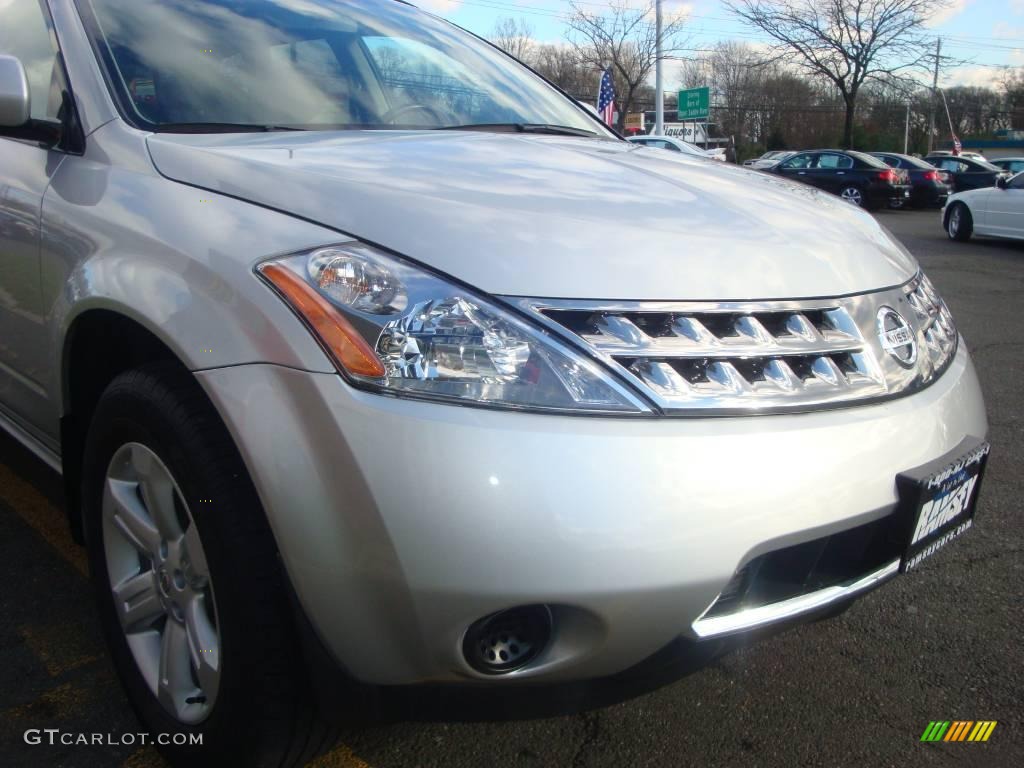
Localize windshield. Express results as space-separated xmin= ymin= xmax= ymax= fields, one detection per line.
xmin=970 ymin=158 xmax=1001 ymax=172
xmin=76 ymin=0 xmax=607 ymax=135
xmin=848 ymin=151 xmax=889 ymax=169
xmin=897 ymin=155 xmax=934 ymax=170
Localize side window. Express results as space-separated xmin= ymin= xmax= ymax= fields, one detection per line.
xmin=663 ymin=141 xmax=682 ymax=152
xmin=0 ymin=0 xmax=61 ymax=121
xmin=937 ymin=159 xmax=957 ymax=172
xmin=1009 ymin=173 xmax=1024 ymax=190
xmin=816 ymin=153 xmax=852 ymax=170
xmin=882 ymin=156 xmax=900 ymax=168
xmin=781 ymin=153 xmax=812 ymax=169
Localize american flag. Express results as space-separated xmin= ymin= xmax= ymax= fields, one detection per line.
xmin=952 ymin=135 xmax=962 ymax=155
xmin=597 ymin=69 xmax=615 ymax=126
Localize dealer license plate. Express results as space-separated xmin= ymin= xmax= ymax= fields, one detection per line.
xmin=898 ymin=441 xmax=990 ymax=573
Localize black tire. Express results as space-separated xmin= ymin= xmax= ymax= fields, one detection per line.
xmin=946 ymin=202 xmax=973 ymax=242
xmin=838 ymin=184 xmax=866 ymax=209
xmin=81 ymin=363 xmax=338 ymax=767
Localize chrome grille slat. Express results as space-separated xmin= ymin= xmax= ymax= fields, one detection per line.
xmin=510 ymin=272 xmax=958 ymax=415
xmin=575 ymin=308 xmax=864 ymax=359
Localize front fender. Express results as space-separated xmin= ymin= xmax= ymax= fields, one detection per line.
xmin=41 ymin=122 xmax=340 ymax=416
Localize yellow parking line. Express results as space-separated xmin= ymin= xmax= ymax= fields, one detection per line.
xmin=18 ymin=624 xmax=101 ymax=678
xmin=1 ymin=463 xmax=372 ymax=768
xmin=0 ymin=463 xmax=87 ymax=576
xmin=122 ymin=747 xmax=167 ymax=768
xmin=1 ymin=683 xmax=89 ymax=722
xmin=306 ymin=743 xmax=374 ymax=768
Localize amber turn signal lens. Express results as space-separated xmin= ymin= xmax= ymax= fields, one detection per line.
xmin=260 ymin=263 xmax=386 ymax=378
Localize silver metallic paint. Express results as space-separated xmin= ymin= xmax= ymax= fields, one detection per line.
xmin=0 ymin=0 xmax=990 ymax=685
xmin=0 ymin=55 xmax=31 ymax=127
xmin=196 ymin=345 xmax=984 ymax=684
xmin=145 ymin=130 xmax=920 ymax=301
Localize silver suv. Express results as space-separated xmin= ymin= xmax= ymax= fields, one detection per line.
xmin=0 ymin=1 xmax=988 ymax=765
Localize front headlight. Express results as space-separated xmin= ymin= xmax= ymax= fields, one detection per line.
xmin=257 ymin=243 xmax=649 ymax=414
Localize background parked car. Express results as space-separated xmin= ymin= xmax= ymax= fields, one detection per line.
xmin=870 ymin=152 xmax=952 ymax=208
xmin=928 ymin=150 xmax=988 ymax=162
xmin=990 ymin=157 xmax=1024 ymax=175
xmin=746 ymin=150 xmax=796 ymax=169
xmin=945 ymin=173 xmax=1024 ymax=242
xmin=743 ymin=150 xmax=791 ymax=168
xmin=925 ymin=155 xmax=1011 ymax=192
xmin=628 ymin=134 xmax=724 ymax=160
xmin=767 ymin=149 xmax=910 ymax=209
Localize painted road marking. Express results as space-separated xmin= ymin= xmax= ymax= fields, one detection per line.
xmin=1 ymin=457 xmax=373 ymax=768
xmin=0 ymin=463 xmax=87 ymax=576
xmin=17 ymin=624 xmax=101 ymax=678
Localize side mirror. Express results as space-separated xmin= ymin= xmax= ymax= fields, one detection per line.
xmin=0 ymin=55 xmax=31 ymax=127
xmin=996 ymin=176 xmax=1009 ymax=190
xmin=0 ymin=54 xmax=61 ymax=146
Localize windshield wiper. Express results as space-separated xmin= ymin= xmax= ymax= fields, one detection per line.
xmin=439 ymin=123 xmax=598 ymax=137
xmin=151 ymin=122 xmax=309 ymax=134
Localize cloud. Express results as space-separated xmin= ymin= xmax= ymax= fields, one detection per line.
xmin=1012 ymin=0 xmax=1024 ymax=13
xmin=993 ymin=21 xmax=1024 ymax=38
xmin=925 ymin=0 xmax=972 ymax=28
xmin=945 ymin=65 xmax=1005 ymax=87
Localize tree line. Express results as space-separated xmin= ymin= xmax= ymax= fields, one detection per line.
xmin=486 ymin=0 xmax=1024 ymax=159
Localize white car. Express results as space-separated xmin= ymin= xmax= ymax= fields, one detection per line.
xmin=628 ymin=134 xmax=725 ymax=160
xmin=929 ymin=150 xmax=987 ymax=162
xmin=945 ymin=173 xmax=1024 ymax=241
xmin=990 ymin=157 xmax=1024 ymax=175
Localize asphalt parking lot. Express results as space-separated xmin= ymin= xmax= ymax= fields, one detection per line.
xmin=1 ymin=209 xmax=1021 ymax=768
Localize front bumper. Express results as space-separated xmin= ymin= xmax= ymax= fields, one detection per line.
xmin=197 ymin=343 xmax=986 ymax=686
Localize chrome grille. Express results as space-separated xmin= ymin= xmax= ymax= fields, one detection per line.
xmin=510 ymin=273 xmax=957 ymax=415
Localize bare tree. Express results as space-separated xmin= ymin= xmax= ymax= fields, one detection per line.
xmin=566 ymin=0 xmax=688 ymax=131
xmin=1003 ymin=69 xmax=1024 ymax=130
xmin=532 ymin=44 xmax=597 ymax=101
xmin=488 ymin=17 xmax=535 ymax=63
xmin=725 ymin=0 xmax=949 ymax=148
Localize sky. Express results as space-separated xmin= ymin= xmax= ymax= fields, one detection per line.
xmin=414 ymin=0 xmax=1022 ymax=90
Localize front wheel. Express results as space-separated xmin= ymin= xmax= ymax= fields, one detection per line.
xmin=81 ymin=364 xmax=338 ymax=767
xmin=838 ymin=185 xmax=865 ymax=208
xmin=946 ymin=202 xmax=973 ymax=241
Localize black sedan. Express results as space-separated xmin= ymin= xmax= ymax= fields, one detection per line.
xmin=870 ymin=152 xmax=951 ymax=208
xmin=924 ymin=155 xmax=1011 ymax=192
xmin=767 ymin=150 xmax=910 ymax=209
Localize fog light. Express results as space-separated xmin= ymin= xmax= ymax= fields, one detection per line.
xmin=462 ymin=605 xmax=552 ymax=675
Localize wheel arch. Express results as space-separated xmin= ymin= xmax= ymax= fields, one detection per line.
xmin=59 ymin=307 xmax=191 ymax=542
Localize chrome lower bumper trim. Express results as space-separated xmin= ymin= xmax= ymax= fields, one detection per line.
xmin=692 ymin=559 xmax=901 ymax=639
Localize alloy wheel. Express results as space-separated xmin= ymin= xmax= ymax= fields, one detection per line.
xmin=102 ymin=443 xmax=220 ymax=725
xmin=949 ymin=207 xmax=960 ymax=237
xmin=840 ymin=187 xmax=863 ymax=207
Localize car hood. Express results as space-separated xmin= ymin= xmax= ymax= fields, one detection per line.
xmin=146 ymin=131 xmax=917 ymax=300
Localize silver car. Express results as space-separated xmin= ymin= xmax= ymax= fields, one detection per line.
xmin=0 ymin=0 xmax=989 ymax=765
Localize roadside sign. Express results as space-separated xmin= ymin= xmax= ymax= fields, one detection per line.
xmin=678 ymin=87 xmax=710 ymax=121
xmin=625 ymin=112 xmax=645 ymax=132
xmin=664 ymin=123 xmax=706 ymax=143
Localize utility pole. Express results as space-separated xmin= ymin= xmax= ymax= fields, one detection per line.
xmin=927 ymin=38 xmax=940 ymax=154
xmin=655 ymin=0 xmax=664 ymax=136
xmin=904 ymin=102 xmax=910 ymax=154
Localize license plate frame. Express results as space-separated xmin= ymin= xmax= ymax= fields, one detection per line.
xmin=896 ymin=439 xmax=990 ymax=573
